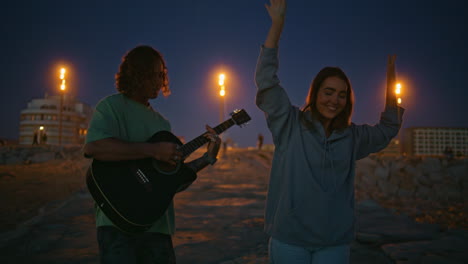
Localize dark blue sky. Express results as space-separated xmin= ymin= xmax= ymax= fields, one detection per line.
xmin=2 ymin=0 xmax=467 ymax=147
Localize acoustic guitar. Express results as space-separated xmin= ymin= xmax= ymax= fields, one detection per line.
xmin=86 ymin=109 xmax=251 ymax=233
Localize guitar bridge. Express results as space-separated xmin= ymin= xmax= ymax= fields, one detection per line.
xmin=135 ymin=169 xmax=153 ymax=192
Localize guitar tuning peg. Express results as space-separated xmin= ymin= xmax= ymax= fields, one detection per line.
xmin=230 ymin=109 xmax=240 ymax=116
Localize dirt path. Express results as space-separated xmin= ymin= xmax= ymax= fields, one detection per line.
xmin=0 ymin=149 xmax=466 ymax=263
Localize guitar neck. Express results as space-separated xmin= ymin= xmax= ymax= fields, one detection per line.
xmin=180 ymin=118 xmax=235 ymax=157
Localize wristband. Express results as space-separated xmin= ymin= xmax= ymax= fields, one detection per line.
xmin=203 ymin=152 xmax=217 ymax=165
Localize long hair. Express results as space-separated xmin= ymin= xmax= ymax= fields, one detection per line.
xmin=301 ymin=67 xmax=354 ymax=131
xmin=115 ymin=45 xmax=170 ymax=98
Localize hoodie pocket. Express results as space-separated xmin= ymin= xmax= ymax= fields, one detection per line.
xmin=291 ymin=194 xmax=354 ymax=244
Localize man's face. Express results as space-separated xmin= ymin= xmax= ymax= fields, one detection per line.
xmin=147 ymin=60 xmax=167 ymax=99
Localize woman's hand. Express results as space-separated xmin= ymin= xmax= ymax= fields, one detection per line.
xmin=264 ymin=0 xmax=287 ymax=48
xmin=204 ymin=125 xmax=221 ymax=159
xmin=265 ymin=0 xmax=287 ymax=24
xmin=386 ymin=54 xmax=398 ymax=108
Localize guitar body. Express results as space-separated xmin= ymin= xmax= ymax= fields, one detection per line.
xmin=86 ymin=131 xmax=197 ymax=233
xmin=86 ymin=109 xmax=251 ymax=234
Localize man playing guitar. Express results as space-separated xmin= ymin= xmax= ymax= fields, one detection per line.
xmin=84 ymin=45 xmax=221 ymax=264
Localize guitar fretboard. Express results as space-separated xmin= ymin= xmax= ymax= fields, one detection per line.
xmin=180 ymin=118 xmax=235 ymax=157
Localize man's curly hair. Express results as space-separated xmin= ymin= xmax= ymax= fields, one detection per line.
xmin=115 ymin=45 xmax=170 ymax=98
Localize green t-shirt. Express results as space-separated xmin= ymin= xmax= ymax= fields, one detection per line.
xmin=86 ymin=93 xmax=175 ymax=234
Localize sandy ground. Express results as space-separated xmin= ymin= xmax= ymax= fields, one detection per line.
xmin=0 ymin=158 xmax=91 ymax=233
xmin=0 ymin=148 xmax=467 ymax=263
xmin=364 ymin=193 xmax=468 ymax=230
xmin=0 ymin=148 xmax=466 ymax=234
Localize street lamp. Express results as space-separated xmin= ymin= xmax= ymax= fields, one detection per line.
xmin=39 ymin=126 xmax=44 ymax=144
xmin=218 ymin=73 xmax=226 ymax=123
xmin=394 ymin=81 xmax=403 ymax=154
xmin=395 ymin=82 xmax=402 ymax=105
xmin=59 ymin=67 xmax=66 ymax=147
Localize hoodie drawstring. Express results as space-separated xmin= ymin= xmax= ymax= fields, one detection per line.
xmin=322 ymin=140 xmax=336 ymax=191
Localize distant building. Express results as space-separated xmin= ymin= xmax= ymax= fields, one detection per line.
xmin=403 ymin=127 xmax=468 ymax=157
xmin=19 ymin=94 xmax=93 ymax=145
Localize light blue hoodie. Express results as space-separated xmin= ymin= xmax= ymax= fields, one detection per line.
xmin=255 ymin=47 xmax=404 ymax=247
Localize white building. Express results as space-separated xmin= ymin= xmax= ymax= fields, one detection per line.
xmin=19 ymin=94 xmax=93 ymax=145
xmin=403 ymin=127 xmax=468 ymax=157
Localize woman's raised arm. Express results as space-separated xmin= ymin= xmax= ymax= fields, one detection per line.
xmin=264 ymin=0 xmax=287 ymax=48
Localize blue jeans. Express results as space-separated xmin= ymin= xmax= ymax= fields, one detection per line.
xmin=97 ymin=226 xmax=176 ymax=264
xmin=269 ymin=237 xmax=350 ymax=264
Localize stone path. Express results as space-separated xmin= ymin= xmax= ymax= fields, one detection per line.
xmin=0 ymin=149 xmax=467 ymax=263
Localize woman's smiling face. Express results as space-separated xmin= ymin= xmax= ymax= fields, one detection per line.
xmin=316 ymin=76 xmax=348 ymax=121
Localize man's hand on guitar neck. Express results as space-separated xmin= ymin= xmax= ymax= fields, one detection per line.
xmin=185 ymin=125 xmax=221 ymax=174
xmin=204 ymin=125 xmax=221 ymax=160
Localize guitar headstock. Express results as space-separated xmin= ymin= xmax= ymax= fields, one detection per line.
xmin=230 ymin=109 xmax=251 ymax=127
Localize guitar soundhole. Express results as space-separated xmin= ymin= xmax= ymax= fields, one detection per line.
xmin=152 ymin=160 xmax=179 ymax=174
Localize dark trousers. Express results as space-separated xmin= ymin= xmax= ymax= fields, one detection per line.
xmin=97 ymin=226 xmax=176 ymax=264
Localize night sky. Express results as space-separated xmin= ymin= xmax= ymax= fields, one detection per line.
xmin=2 ymin=0 xmax=467 ymax=147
